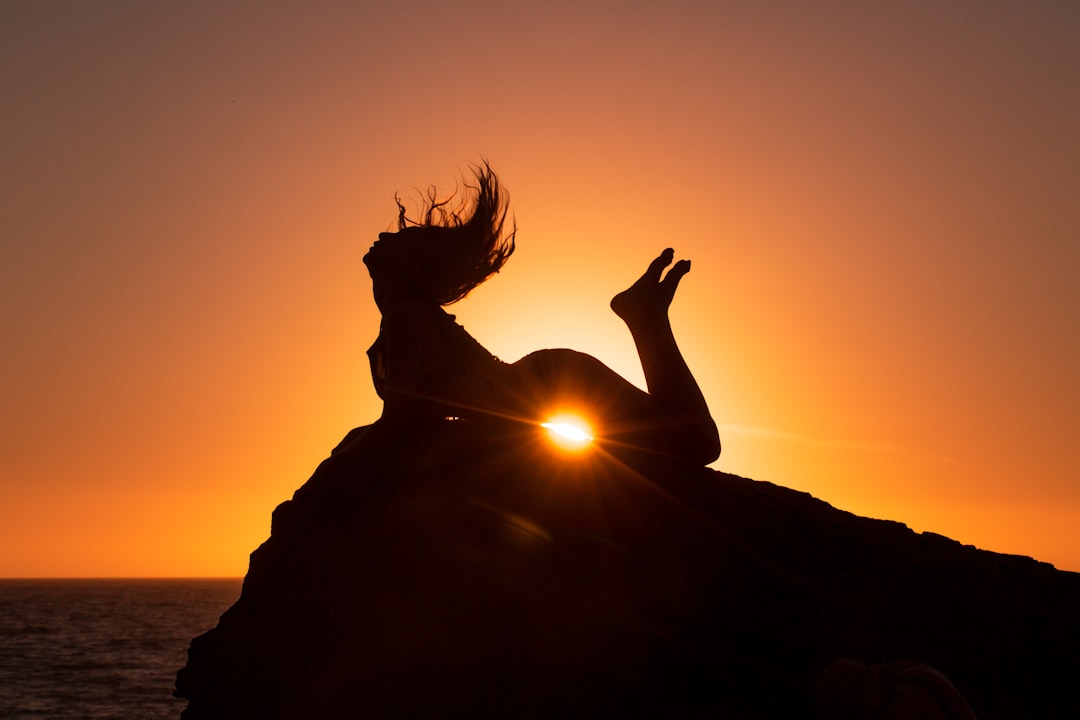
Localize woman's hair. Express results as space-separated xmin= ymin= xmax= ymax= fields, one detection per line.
xmin=394 ymin=161 xmax=516 ymax=305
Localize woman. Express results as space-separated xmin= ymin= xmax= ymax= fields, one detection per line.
xmin=350 ymin=162 xmax=720 ymax=466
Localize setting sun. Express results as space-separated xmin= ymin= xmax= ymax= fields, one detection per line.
xmin=541 ymin=415 xmax=594 ymax=451
xmin=1 ymin=0 xmax=1078 ymax=580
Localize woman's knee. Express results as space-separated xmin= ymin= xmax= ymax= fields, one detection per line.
xmin=678 ymin=425 xmax=721 ymax=465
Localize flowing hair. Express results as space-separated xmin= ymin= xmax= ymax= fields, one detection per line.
xmin=394 ymin=161 xmax=516 ymax=305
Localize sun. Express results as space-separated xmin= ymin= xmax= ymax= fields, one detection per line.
xmin=540 ymin=414 xmax=594 ymax=451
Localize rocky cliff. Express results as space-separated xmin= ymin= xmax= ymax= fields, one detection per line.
xmin=176 ymin=420 xmax=1080 ymax=718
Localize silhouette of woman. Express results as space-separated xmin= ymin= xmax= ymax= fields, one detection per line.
xmin=343 ymin=162 xmax=720 ymax=466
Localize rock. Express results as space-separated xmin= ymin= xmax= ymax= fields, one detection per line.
xmin=176 ymin=421 xmax=1080 ymax=718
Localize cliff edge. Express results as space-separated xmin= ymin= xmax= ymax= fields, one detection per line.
xmin=176 ymin=421 xmax=1080 ymax=718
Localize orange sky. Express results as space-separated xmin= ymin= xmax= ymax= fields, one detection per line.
xmin=2 ymin=1 xmax=1077 ymax=577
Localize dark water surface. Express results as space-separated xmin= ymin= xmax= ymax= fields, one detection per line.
xmin=0 ymin=579 xmax=241 ymax=720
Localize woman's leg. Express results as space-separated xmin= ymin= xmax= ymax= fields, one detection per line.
xmin=609 ymin=249 xmax=720 ymax=464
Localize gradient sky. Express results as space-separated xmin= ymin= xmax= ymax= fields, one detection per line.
xmin=2 ymin=1 xmax=1077 ymax=577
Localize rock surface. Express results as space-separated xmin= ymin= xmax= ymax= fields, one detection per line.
xmin=176 ymin=421 xmax=1080 ymax=718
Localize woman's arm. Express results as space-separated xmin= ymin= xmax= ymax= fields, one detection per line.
xmin=377 ymin=298 xmax=441 ymax=427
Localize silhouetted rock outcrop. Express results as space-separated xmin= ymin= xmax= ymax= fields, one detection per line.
xmin=176 ymin=421 xmax=1080 ymax=718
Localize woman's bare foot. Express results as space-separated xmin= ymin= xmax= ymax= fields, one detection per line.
xmin=610 ymin=248 xmax=691 ymax=328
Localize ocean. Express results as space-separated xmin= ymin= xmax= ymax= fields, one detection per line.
xmin=0 ymin=579 xmax=241 ymax=720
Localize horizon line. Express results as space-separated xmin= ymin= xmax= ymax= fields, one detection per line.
xmin=0 ymin=576 xmax=244 ymax=581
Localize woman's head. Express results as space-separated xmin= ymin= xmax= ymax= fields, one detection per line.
xmin=365 ymin=161 xmax=516 ymax=306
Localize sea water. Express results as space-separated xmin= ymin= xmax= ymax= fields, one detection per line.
xmin=0 ymin=579 xmax=241 ymax=720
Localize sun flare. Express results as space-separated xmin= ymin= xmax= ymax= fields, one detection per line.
xmin=541 ymin=415 xmax=594 ymax=451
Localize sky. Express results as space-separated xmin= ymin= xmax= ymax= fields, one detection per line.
xmin=2 ymin=0 xmax=1077 ymax=577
